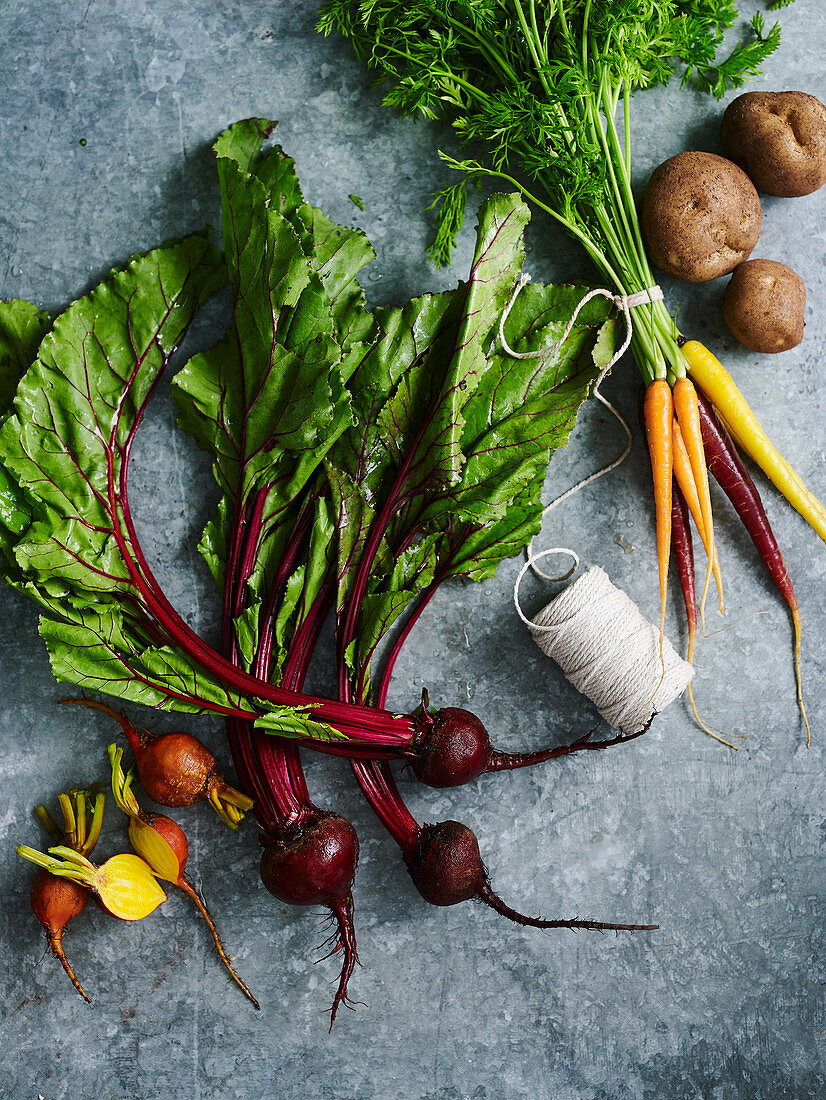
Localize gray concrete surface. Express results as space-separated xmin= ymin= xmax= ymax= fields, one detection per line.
xmin=1 ymin=3 xmax=824 ymax=1098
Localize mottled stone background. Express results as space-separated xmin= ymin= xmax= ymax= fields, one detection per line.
xmin=1 ymin=3 xmax=824 ymax=1098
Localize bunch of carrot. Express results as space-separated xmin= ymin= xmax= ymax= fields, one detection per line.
xmin=641 ymin=339 xmax=825 ymax=746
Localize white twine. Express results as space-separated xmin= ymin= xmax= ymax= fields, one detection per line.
xmin=514 ymin=560 xmax=694 ymax=734
xmin=502 ymin=277 xmax=692 ymax=732
xmin=499 ymin=276 xmax=662 ymax=580
xmin=497 ymin=273 xmax=663 ymax=367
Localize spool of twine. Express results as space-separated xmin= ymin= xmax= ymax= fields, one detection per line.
xmin=517 ymin=564 xmax=693 ymax=734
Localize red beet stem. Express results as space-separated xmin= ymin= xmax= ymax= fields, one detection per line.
xmin=349 ymin=760 xmax=420 ymax=857
xmin=225 ymin=715 xmax=285 ymax=825
xmin=224 ymin=500 xmax=361 ymax=1025
xmin=376 ymin=581 xmax=440 ymax=710
xmin=117 ymin=439 xmax=414 ymax=745
xmin=251 ymin=584 xmax=333 ymax=825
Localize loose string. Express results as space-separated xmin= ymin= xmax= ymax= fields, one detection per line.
xmin=499 ymin=276 xmax=661 ymax=579
xmin=497 ymin=274 xmax=663 ymax=366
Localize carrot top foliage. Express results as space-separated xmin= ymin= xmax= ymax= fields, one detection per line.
xmin=318 ymin=0 xmax=785 ymax=273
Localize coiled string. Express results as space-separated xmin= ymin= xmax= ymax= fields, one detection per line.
xmin=504 ymin=278 xmax=693 ymax=733
xmin=514 ymin=558 xmax=693 ymax=734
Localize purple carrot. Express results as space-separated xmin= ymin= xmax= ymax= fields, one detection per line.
xmin=671 ymin=483 xmax=697 ymax=665
xmin=672 ymin=481 xmax=736 ymax=748
xmin=695 ymin=389 xmax=810 ymax=742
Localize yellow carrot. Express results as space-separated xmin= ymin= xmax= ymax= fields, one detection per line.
xmin=683 ymin=341 xmax=826 ymax=543
xmin=672 ymin=377 xmax=723 ymax=622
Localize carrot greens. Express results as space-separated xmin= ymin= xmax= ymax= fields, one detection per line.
xmin=321 ymin=0 xmax=824 ymax=742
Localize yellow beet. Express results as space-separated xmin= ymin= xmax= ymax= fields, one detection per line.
xmin=94 ymin=854 xmax=167 ymax=921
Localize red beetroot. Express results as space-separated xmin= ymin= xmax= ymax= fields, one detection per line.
xmin=406 ymin=821 xmax=481 ymax=906
xmin=411 ymin=709 xmax=490 ymax=787
xmin=407 ymin=819 xmax=657 ymax=930
xmin=259 ymin=811 xmax=358 ymax=907
xmin=411 ymin=706 xmax=649 ymax=788
xmin=352 ymin=761 xmax=657 ymax=932
xmin=259 ymin=809 xmax=359 ymax=1027
xmin=30 ymin=869 xmax=91 ymax=1002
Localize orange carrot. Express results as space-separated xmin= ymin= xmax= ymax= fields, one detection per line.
xmin=672 ymin=417 xmax=725 ymax=615
xmin=644 ymin=379 xmax=674 ymax=643
xmin=673 ymin=377 xmax=721 ymax=624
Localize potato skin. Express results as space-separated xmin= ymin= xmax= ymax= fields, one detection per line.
xmin=722 ymin=259 xmax=806 ymax=353
xmin=721 ymin=91 xmax=826 ymax=198
xmin=642 ymin=151 xmax=761 ymax=282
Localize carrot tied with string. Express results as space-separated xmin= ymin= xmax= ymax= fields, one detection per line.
xmin=694 ymin=389 xmax=811 ymax=746
xmin=670 ymin=482 xmax=739 ymax=749
xmin=677 ymin=340 xmax=817 ymax=745
xmin=672 ymin=376 xmax=723 ymax=626
xmin=671 ymin=417 xmax=725 ymax=617
xmin=643 ymin=378 xmax=674 ymax=648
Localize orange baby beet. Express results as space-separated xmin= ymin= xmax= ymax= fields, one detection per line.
xmin=63 ymin=699 xmax=253 ymax=828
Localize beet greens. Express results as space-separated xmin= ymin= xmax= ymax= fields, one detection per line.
xmin=166 ymin=120 xmax=639 ymax=1015
xmin=0 ymin=119 xmax=659 ymax=1021
xmin=172 ymin=119 xmax=377 ymax=1021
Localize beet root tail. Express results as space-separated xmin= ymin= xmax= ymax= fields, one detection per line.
xmin=476 ymin=882 xmax=658 ymax=932
xmin=178 ymin=878 xmax=260 ymax=1010
xmin=60 ymin=696 xmax=143 ymax=755
xmin=485 ymin=723 xmax=651 ymax=773
xmin=320 ymin=896 xmax=361 ymax=1031
xmin=47 ymin=929 xmax=92 ymax=1003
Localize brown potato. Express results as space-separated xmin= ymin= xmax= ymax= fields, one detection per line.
xmin=641 ymin=151 xmax=761 ymax=282
xmin=721 ymin=91 xmax=826 ymax=198
xmin=722 ymin=259 xmax=806 ymax=353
